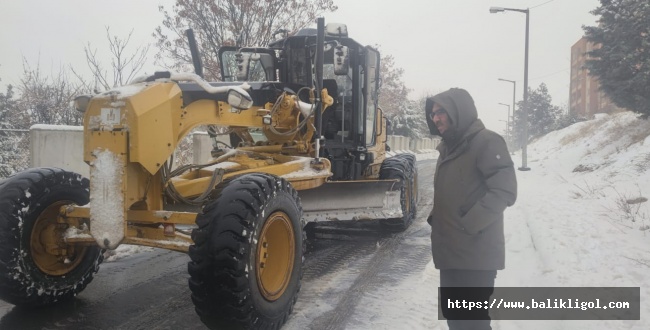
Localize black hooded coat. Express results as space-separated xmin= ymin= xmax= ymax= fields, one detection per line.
xmin=425 ymin=88 xmax=517 ymax=270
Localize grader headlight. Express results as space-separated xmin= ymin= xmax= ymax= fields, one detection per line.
xmin=74 ymin=95 xmax=92 ymax=113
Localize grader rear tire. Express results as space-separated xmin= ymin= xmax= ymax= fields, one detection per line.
xmin=379 ymin=153 xmax=418 ymax=231
xmin=0 ymin=168 xmax=103 ymax=307
xmin=188 ymin=173 xmax=304 ymax=330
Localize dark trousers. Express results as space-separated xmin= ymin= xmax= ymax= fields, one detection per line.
xmin=439 ymin=269 xmax=497 ymax=330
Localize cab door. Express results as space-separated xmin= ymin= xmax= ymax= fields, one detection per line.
xmin=363 ymin=47 xmax=380 ymax=148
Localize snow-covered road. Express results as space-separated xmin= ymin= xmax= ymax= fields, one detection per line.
xmin=1 ymin=111 xmax=648 ymax=330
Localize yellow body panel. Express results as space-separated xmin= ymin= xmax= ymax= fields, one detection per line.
xmin=128 ymin=84 xmax=180 ymax=174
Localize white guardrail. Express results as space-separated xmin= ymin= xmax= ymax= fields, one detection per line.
xmin=29 ymin=125 xmax=440 ymax=176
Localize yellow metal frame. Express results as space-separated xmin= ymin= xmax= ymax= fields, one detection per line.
xmin=59 ymin=82 xmax=337 ymax=252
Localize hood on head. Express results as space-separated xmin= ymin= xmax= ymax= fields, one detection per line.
xmin=424 ymin=88 xmax=478 ymax=137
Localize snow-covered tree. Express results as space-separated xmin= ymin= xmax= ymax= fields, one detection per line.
xmin=378 ymin=53 xmax=428 ymax=139
xmin=378 ymin=54 xmax=410 ymax=118
xmin=513 ymin=83 xmax=563 ymax=142
xmin=0 ymin=80 xmax=15 ymax=128
xmin=0 ymin=77 xmax=28 ymax=178
xmin=384 ymin=99 xmax=428 ymax=140
xmin=154 ymin=0 xmax=337 ymax=79
xmin=583 ymin=0 xmax=650 ymax=116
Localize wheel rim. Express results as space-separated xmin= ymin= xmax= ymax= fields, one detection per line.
xmin=256 ymin=211 xmax=295 ymax=301
xmin=30 ymin=201 xmax=87 ymax=276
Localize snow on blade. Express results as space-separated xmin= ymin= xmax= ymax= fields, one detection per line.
xmin=281 ymin=157 xmax=332 ymax=179
xmin=89 ymin=149 xmax=124 ymax=249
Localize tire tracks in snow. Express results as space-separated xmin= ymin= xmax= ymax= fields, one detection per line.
xmin=306 ymin=229 xmax=409 ymax=330
xmin=303 ymin=161 xmax=436 ymax=330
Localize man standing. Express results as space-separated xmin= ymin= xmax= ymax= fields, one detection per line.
xmin=425 ymin=88 xmax=517 ymax=330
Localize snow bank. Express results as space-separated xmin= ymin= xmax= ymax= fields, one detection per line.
xmin=496 ymin=111 xmax=650 ymax=329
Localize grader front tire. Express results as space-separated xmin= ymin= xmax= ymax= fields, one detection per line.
xmin=188 ymin=173 xmax=304 ymax=330
xmin=0 ymin=168 xmax=103 ymax=307
xmin=379 ymin=153 xmax=418 ymax=231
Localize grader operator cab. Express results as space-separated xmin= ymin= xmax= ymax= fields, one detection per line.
xmin=0 ymin=18 xmax=417 ymax=329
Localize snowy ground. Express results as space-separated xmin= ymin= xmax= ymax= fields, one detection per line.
xmin=492 ymin=111 xmax=650 ymax=330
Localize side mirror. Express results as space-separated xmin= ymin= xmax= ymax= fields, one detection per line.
xmin=227 ymin=87 xmax=253 ymax=110
xmin=333 ymin=45 xmax=349 ymax=76
xmin=235 ymin=53 xmax=251 ymax=81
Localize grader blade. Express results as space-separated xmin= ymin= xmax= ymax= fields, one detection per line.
xmin=299 ymin=180 xmax=402 ymax=222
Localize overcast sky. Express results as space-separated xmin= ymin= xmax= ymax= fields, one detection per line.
xmin=0 ymin=0 xmax=600 ymax=133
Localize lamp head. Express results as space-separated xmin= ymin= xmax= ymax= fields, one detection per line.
xmin=490 ymin=7 xmax=505 ymax=13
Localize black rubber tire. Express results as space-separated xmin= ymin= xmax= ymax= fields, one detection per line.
xmin=379 ymin=153 xmax=418 ymax=231
xmin=188 ymin=173 xmax=304 ymax=330
xmin=0 ymin=168 xmax=103 ymax=307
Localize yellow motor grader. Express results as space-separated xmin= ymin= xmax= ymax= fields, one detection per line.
xmin=0 ymin=18 xmax=417 ymax=329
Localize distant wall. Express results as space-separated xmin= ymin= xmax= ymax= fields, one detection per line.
xmin=30 ymin=124 xmax=88 ymax=177
xmin=29 ymin=127 xmax=438 ymax=175
xmin=192 ymin=132 xmax=230 ymax=164
xmin=386 ymin=135 xmax=439 ymax=151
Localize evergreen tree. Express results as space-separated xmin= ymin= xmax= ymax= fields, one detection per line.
xmin=384 ymin=98 xmax=429 ymax=140
xmin=513 ymin=83 xmax=562 ymax=142
xmin=583 ymin=0 xmax=650 ymax=115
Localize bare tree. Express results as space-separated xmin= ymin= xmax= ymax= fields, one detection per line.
xmin=73 ymin=27 xmax=150 ymax=92
xmin=1 ymin=62 xmax=80 ymax=176
xmin=154 ymin=0 xmax=337 ymax=80
xmin=14 ymin=59 xmax=83 ymax=127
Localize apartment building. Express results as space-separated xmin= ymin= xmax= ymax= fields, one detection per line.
xmin=569 ymin=37 xmax=621 ymax=118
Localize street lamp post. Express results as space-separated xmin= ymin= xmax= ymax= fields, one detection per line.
xmin=499 ymin=120 xmax=509 ymax=135
xmin=490 ymin=6 xmax=531 ymax=171
xmin=498 ymin=78 xmax=516 ymax=147
xmin=498 ymin=102 xmax=510 ymax=142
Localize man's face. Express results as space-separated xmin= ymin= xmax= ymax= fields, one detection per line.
xmin=431 ymin=103 xmax=450 ymax=134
